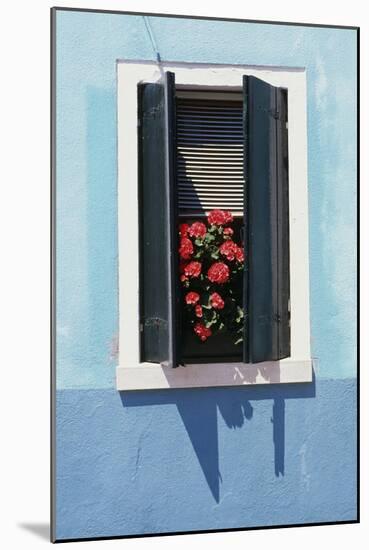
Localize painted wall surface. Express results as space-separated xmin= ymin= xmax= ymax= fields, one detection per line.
xmin=55 ymin=9 xmax=357 ymax=540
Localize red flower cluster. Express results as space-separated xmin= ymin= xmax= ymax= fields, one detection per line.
xmin=184 ymin=261 xmax=202 ymax=278
xmin=179 ymin=223 xmax=189 ymax=237
xmin=207 ymin=262 xmax=230 ymax=284
xmin=210 ymin=292 xmax=225 ymax=310
xmin=194 ymin=322 xmax=212 ymax=341
xmin=219 ymin=240 xmax=239 ymax=261
xmin=179 ymin=237 xmax=193 ymax=260
xmin=184 ymin=293 xmax=202 ymax=318
xmin=219 ymin=240 xmax=245 ymax=263
xmin=179 ymin=209 xmax=245 ymax=343
xmin=235 ymin=247 xmax=244 ymax=263
xmin=208 ymin=209 xmax=233 ymax=226
xmin=195 ymin=305 xmax=203 ymax=318
xmin=185 ymin=291 xmax=200 ymax=305
xmin=188 ymin=221 xmax=207 ymax=239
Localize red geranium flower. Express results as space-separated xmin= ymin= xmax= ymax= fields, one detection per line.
xmin=219 ymin=240 xmax=239 ymax=261
xmin=194 ymin=322 xmax=212 ymax=341
xmin=185 ymin=291 xmax=200 ymax=305
xmin=179 ymin=237 xmax=193 ymax=260
xmin=179 ymin=260 xmax=188 ymax=281
xmin=188 ymin=221 xmax=207 ymax=239
xmin=207 ymin=262 xmax=230 ymax=284
xmin=179 ymin=223 xmax=189 ymax=237
xmin=235 ymin=246 xmax=245 ymax=263
xmin=207 ymin=209 xmax=233 ymax=226
xmin=210 ymin=292 xmax=225 ymax=310
xmin=184 ymin=261 xmax=202 ymax=278
xmin=195 ymin=304 xmax=203 ymax=318
xmin=223 ymin=227 xmax=234 ymax=237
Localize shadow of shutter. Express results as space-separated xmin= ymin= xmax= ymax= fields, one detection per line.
xmin=243 ymin=75 xmax=290 ymax=363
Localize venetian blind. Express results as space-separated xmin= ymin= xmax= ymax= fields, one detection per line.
xmin=176 ymin=96 xmax=244 ymax=216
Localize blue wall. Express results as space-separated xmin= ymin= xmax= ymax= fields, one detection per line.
xmin=55 ymin=9 xmax=357 ymax=540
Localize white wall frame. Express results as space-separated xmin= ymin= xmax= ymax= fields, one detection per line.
xmin=116 ymin=60 xmax=313 ymax=391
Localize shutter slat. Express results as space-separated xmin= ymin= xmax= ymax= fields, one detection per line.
xmin=178 ymin=109 xmax=242 ymax=112
xmin=179 ymin=170 xmax=244 ymax=175
xmin=179 ymin=175 xmax=243 ymax=181
xmin=178 ymin=116 xmax=243 ymax=122
xmin=179 ymin=197 xmax=244 ymax=202
xmin=178 ymin=147 xmax=243 ymax=152
xmin=179 ymin=134 xmax=242 ymax=139
xmin=178 ymin=137 xmax=243 ymax=143
xmin=178 ymin=111 xmax=241 ymax=115
xmin=179 ymin=184 xmax=244 ymax=190
xmin=177 ymin=98 xmax=244 ymax=214
xmin=178 ymin=147 xmax=243 ymax=151
xmin=179 ymin=168 xmax=243 ymax=172
xmin=178 ymin=160 xmax=243 ymax=164
xmin=180 ymin=200 xmax=243 ymax=206
xmin=179 ymin=123 xmax=242 ymax=129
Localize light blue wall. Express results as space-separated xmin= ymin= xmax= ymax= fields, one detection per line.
xmin=55 ymin=9 xmax=357 ymax=540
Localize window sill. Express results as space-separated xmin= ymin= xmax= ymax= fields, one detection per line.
xmin=116 ymin=360 xmax=313 ymax=391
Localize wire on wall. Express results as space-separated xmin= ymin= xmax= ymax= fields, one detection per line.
xmin=143 ymin=16 xmax=163 ymax=67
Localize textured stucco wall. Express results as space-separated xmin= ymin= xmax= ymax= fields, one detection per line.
xmin=55 ymin=9 xmax=357 ymax=540
xmin=56 ymin=380 xmax=356 ymax=539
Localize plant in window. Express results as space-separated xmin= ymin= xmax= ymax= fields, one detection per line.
xmin=179 ymin=209 xmax=245 ymax=344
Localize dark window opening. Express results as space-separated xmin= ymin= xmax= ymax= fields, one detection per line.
xmin=176 ymin=93 xmax=245 ymax=363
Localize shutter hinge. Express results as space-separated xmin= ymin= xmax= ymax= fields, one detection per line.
xmin=144 ymin=106 xmax=162 ymax=118
xmin=269 ymin=109 xmax=280 ymax=120
xmin=257 ymin=106 xmax=280 ymax=119
xmin=143 ymin=316 xmax=168 ymax=328
xmin=258 ymin=313 xmax=282 ymax=325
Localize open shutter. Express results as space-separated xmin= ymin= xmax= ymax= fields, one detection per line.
xmin=138 ymin=71 xmax=180 ymax=367
xmin=243 ymin=75 xmax=290 ymax=363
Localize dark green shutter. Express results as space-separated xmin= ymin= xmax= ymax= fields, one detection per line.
xmin=243 ymin=75 xmax=290 ymax=363
xmin=138 ymin=71 xmax=180 ymax=367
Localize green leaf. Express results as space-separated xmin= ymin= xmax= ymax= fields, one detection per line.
xmin=235 ymin=306 xmax=244 ymax=323
xmin=205 ymin=234 xmax=215 ymax=243
xmin=204 ymin=310 xmax=218 ymax=328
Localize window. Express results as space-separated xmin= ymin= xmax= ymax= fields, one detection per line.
xmin=117 ymin=61 xmax=312 ymax=390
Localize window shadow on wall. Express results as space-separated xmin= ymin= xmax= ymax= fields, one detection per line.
xmin=120 ymin=374 xmax=315 ymax=503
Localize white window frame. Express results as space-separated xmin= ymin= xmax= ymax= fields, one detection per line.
xmin=116 ymin=60 xmax=312 ymax=391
